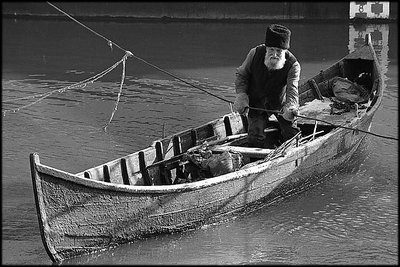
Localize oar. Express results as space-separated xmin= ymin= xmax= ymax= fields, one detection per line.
xmin=187 ymin=133 xmax=248 ymax=153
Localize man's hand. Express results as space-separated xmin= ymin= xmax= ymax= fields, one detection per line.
xmin=281 ymin=105 xmax=298 ymax=121
xmin=233 ymin=93 xmax=249 ymax=116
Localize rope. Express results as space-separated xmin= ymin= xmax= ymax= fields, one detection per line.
xmin=2 ymin=54 xmax=129 ymax=116
xmin=47 ymin=2 xmax=128 ymax=53
xmin=47 ymin=2 xmax=232 ymax=105
xmin=247 ymin=107 xmax=398 ymax=141
xmin=128 ymin=55 xmax=232 ymax=103
xmin=103 ymin=54 xmax=129 ymax=131
xmin=294 ymin=114 xmax=398 ymax=141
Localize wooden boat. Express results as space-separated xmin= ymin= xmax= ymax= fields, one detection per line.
xmin=30 ymin=33 xmax=383 ymax=262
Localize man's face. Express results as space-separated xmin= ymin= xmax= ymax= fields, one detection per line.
xmin=264 ymin=47 xmax=286 ymax=70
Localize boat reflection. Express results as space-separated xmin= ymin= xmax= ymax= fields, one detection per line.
xmin=348 ymin=23 xmax=389 ymax=76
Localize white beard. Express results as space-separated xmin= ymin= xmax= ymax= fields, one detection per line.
xmin=264 ymin=55 xmax=286 ymax=70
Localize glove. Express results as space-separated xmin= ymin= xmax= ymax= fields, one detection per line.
xmin=281 ymin=105 xmax=298 ymax=121
xmin=233 ymin=93 xmax=249 ymax=115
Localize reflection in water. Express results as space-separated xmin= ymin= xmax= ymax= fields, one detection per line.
xmin=348 ymin=23 xmax=389 ymax=76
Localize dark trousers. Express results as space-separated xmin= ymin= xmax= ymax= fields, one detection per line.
xmin=247 ymin=112 xmax=300 ymax=148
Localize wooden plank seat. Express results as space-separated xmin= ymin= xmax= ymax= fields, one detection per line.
xmin=146 ymin=133 xmax=249 ymax=171
xmin=211 ymin=145 xmax=274 ymax=158
xmin=264 ymin=127 xmax=279 ymax=133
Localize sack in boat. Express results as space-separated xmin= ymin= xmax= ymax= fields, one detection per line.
xmin=180 ymin=149 xmax=213 ymax=182
xmin=331 ymin=76 xmax=370 ymax=103
xmin=203 ymin=151 xmax=243 ymax=177
xmin=182 ymin=150 xmax=243 ymax=181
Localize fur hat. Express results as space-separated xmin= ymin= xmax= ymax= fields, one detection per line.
xmin=265 ymin=24 xmax=291 ymax=49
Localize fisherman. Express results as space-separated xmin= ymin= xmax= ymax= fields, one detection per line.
xmin=233 ymin=24 xmax=301 ymax=148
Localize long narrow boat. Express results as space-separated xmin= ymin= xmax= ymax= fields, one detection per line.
xmin=30 ymin=34 xmax=383 ymax=262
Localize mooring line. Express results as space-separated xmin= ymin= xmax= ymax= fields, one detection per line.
xmin=47 ymin=2 xmax=128 ymax=53
xmin=3 ymin=55 xmax=122 ymax=104
xmin=47 ymin=2 xmax=232 ymax=105
xmin=295 ymin=114 xmax=398 ymax=141
xmin=248 ymin=107 xmax=398 ymax=141
xmin=103 ymin=56 xmax=128 ymax=132
xmin=2 ymin=53 xmax=129 ymax=116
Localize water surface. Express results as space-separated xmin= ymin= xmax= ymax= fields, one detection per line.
xmin=2 ymin=18 xmax=398 ymax=265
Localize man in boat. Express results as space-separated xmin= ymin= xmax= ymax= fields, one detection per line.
xmin=233 ymin=24 xmax=301 ymax=148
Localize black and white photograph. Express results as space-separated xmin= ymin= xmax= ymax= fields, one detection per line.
xmin=2 ymin=2 xmax=398 ymax=265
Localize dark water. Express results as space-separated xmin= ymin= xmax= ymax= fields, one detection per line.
xmin=2 ymin=18 xmax=398 ymax=265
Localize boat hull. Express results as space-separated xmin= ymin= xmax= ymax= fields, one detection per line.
xmin=30 ymin=33 xmax=383 ymax=262
xmin=31 ymin=115 xmax=372 ymax=262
